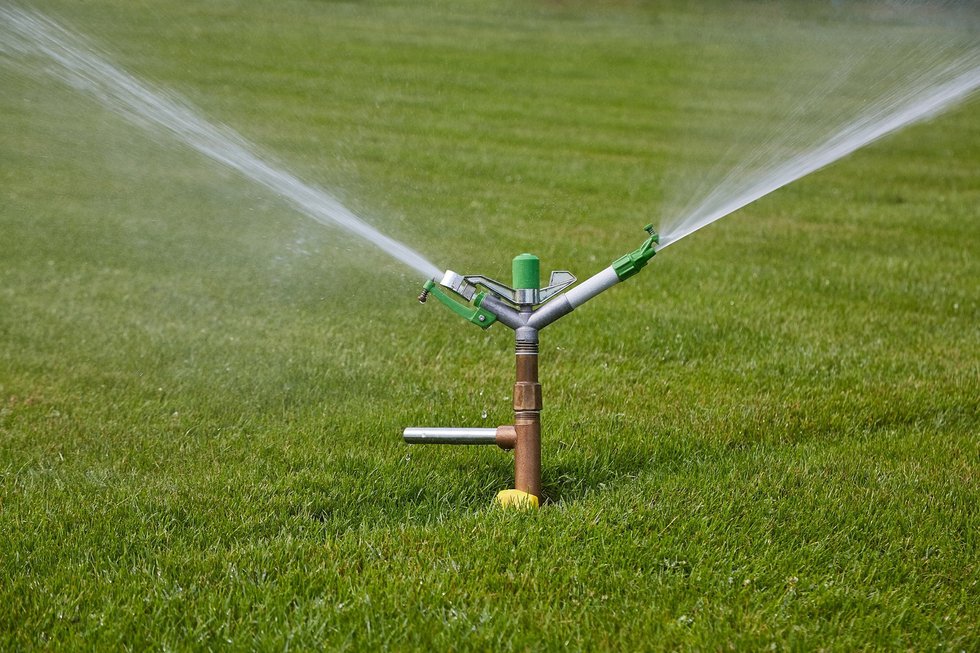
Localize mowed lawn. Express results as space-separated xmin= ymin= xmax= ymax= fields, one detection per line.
xmin=1 ymin=1 xmax=977 ymax=649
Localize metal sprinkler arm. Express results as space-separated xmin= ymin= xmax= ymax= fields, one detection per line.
xmin=528 ymin=224 xmax=658 ymax=330
xmin=473 ymin=292 xmax=524 ymax=329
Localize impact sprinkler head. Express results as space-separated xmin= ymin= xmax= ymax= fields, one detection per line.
xmin=403 ymin=224 xmax=659 ymax=508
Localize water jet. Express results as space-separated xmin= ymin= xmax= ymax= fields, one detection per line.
xmin=403 ymin=225 xmax=659 ymax=508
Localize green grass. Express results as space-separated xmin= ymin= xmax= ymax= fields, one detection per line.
xmin=1 ymin=1 xmax=978 ymax=649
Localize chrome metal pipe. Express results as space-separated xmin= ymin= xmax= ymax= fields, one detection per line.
xmin=403 ymin=427 xmax=498 ymax=445
xmin=528 ymin=266 xmax=620 ymax=330
xmin=564 ymin=266 xmax=620 ymax=308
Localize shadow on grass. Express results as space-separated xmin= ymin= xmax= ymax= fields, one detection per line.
xmin=541 ymin=440 xmax=670 ymax=505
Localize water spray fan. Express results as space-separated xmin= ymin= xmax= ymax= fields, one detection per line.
xmin=404 ymin=224 xmax=659 ymax=508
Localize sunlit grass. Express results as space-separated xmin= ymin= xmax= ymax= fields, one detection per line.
xmin=1 ymin=1 xmax=977 ymax=649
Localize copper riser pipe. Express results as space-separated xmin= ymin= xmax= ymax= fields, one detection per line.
xmin=514 ymin=340 xmax=542 ymax=500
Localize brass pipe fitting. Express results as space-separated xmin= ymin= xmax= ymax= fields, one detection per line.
xmin=495 ymin=425 xmax=517 ymax=450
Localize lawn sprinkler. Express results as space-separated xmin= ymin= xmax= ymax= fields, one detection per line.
xmin=403 ymin=224 xmax=659 ymax=509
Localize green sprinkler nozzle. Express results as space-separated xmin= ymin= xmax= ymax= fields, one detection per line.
xmin=612 ymin=223 xmax=659 ymax=281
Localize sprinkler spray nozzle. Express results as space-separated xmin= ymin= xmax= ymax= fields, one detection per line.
xmin=611 ymin=224 xmax=659 ymax=282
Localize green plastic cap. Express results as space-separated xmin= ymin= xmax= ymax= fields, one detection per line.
xmin=512 ymin=253 xmax=540 ymax=290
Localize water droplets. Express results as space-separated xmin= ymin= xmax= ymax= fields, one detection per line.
xmin=0 ymin=6 xmax=441 ymax=279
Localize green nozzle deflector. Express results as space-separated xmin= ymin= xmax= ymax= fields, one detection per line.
xmin=422 ymin=280 xmax=497 ymax=330
xmin=512 ymin=253 xmax=540 ymax=290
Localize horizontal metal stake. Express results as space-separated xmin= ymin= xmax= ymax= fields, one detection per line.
xmin=403 ymin=427 xmax=498 ymax=445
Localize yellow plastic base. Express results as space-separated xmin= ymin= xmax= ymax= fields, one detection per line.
xmin=495 ymin=489 xmax=539 ymax=510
